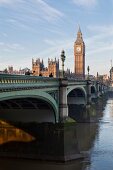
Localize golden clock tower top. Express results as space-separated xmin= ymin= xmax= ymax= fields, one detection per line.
xmin=76 ymin=26 xmax=83 ymax=43
xmin=74 ymin=27 xmax=85 ymax=78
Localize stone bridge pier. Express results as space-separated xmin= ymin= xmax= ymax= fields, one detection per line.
xmin=96 ymin=82 xmax=102 ymax=97
xmin=59 ymin=78 xmax=68 ymax=122
xmin=87 ymin=80 xmax=92 ymax=105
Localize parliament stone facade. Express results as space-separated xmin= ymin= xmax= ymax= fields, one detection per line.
xmin=32 ymin=58 xmax=59 ymax=77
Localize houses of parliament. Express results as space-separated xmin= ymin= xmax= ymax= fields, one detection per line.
xmin=32 ymin=58 xmax=59 ymax=78
xmin=32 ymin=27 xmax=85 ymax=78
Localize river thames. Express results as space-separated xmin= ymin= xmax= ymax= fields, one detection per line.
xmin=0 ymin=96 xmax=113 ymax=170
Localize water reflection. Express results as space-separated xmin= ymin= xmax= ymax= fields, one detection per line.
xmin=76 ymin=123 xmax=98 ymax=152
xmin=0 ymin=159 xmax=86 ymax=170
xmin=0 ymin=120 xmax=35 ymax=144
xmin=87 ymin=98 xmax=113 ymax=170
xmin=69 ymin=97 xmax=107 ymax=123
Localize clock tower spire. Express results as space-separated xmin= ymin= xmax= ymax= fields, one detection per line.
xmin=74 ymin=27 xmax=85 ymax=78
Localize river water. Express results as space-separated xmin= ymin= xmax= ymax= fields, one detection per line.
xmin=0 ymin=96 xmax=113 ymax=170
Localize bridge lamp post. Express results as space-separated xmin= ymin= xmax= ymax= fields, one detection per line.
xmin=87 ymin=66 xmax=90 ymax=80
xmin=61 ymin=50 xmax=66 ymax=78
xmin=97 ymin=72 xmax=99 ymax=80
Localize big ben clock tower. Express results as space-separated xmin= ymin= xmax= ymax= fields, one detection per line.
xmin=74 ymin=27 xmax=85 ymax=78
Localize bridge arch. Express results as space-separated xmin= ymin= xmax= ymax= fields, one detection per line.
xmin=0 ymin=90 xmax=58 ymax=123
xmin=91 ymin=85 xmax=96 ymax=94
xmin=67 ymin=86 xmax=87 ymax=105
xmin=67 ymin=86 xmax=87 ymax=121
xmin=99 ymin=85 xmax=101 ymax=92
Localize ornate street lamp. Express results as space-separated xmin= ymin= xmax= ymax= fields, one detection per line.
xmin=97 ymin=72 xmax=99 ymax=80
xmin=61 ymin=50 xmax=66 ymax=78
xmin=87 ymin=65 xmax=90 ymax=80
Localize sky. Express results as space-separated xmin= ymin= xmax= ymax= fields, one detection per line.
xmin=0 ymin=0 xmax=113 ymax=76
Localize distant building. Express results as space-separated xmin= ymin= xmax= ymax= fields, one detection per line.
xmin=97 ymin=74 xmax=109 ymax=86
xmin=0 ymin=66 xmax=31 ymax=75
xmin=32 ymin=58 xmax=59 ymax=78
xmin=64 ymin=69 xmax=78 ymax=79
xmin=110 ymin=67 xmax=113 ymax=86
xmin=19 ymin=68 xmax=31 ymax=75
xmin=8 ymin=66 xmax=13 ymax=74
xmin=85 ymin=75 xmax=96 ymax=80
xmin=103 ymin=74 xmax=109 ymax=82
xmin=64 ymin=68 xmax=71 ymax=78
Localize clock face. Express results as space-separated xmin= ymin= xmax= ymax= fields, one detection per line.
xmin=76 ymin=46 xmax=81 ymax=52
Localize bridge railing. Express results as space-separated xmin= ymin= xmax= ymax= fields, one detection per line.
xmin=0 ymin=74 xmax=109 ymax=92
xmin=0 ymin=74 xmax=59 ymax=92
xmin=67 ymin=78 xmax=87 ymax=85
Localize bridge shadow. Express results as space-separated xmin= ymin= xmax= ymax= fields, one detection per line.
xmin=0 ymin=103 xmax=104 ymax=162
xmin=107 ymin=91 xmax=113 ymax=99
xmin=0 ymin=95 xmax=108 ymax=161
xmin=0 ymin=119 xmax=81 ymax=161
xmin=0 ymin=97 xmax=62 ymax=160
xmin=68 ymin=95 xmax=108 ymax=123
xmin=0 ymin=119 xmax=99 ymax=163
xmin=0 ymin=158 xmax=88 ymax=170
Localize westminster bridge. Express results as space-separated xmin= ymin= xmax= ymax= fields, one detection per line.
xmin=0 ymin=74 xmax=108 ymax=123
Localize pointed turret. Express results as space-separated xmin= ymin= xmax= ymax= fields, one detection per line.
xmin=78 ymin=25 xmax=81 ymax=33
xmin=76 ymin=26 xmax=83 ymax=42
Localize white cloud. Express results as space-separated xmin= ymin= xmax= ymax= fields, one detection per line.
xmin=0 ymin=0 xmax=13 ymax=4
xmin=84 ymin=24 xmax=113 ymax=75
xmin=0 ymin=42 xmax=24 ymax=52
xmin=0 ymin=0 xmax=63 ymax=22
xmin=72 ymin=0 xmax=97 ymax=7
xmin=35 ymin=0 xmax=63 ymax=21
xmin=86 ymin=25 xmax=113 ymax=53
xmin=44 ymin=39 xmax=56 ymax=46
xmin=38 ymin=39 xmax=73 ymax=56
xmin=2 ymin=33 xmax=7 ymax=37
xmin=87 ymin=25 xmax=113 ymax=33
xmin=0 ymin=42 xmax=4 ymax=45
xmin=0 ymin=0 xmax=21 ymax=5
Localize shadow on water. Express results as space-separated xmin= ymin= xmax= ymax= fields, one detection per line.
xmin=0 ymin=121 xmax=96 ymax=169
xmin=68 ymin=95 xmax=108 ymax=123
xmin=0 ymin=158 xmax=88 ymax=170
xmin=0 ymin=121 xmax=82 ymax=162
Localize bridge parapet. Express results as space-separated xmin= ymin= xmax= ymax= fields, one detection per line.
xmin=0 ymin=74 xmax=59 ymax=92
xmin=67 ymin=78 xmax=87 ymax=86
